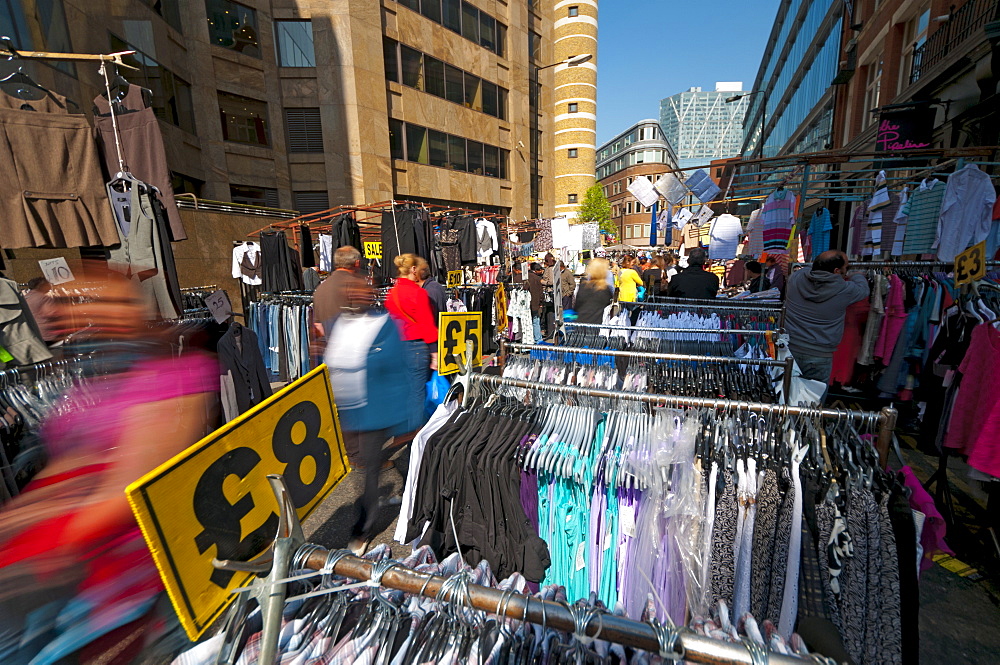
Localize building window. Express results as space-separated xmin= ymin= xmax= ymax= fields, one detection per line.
xmin=294 ymin=191 xmax=330 ymax=214
xmin=383 ymin=38 xmax=398 ymax=82
xmin=862 ymin=54 xmax=883 ymax=129
xmin=568 ymin=193 xmax=578 ymax=204
xmin=421 ymin=0 xmax=442 ymax=23
xmin=218 ymin=91 xmax=269 ymax=146
xmin=171 ymin=172 xmax=204 ymax=196
xmin=231 ymin=184 xmax=278 ymax=207
xmin=389 ymin=118 xmax=404 ymax=160
xmin=464 ymin=71 xmax=481 ymax=110
xmin=568 ymin=6 xmax=579 ymax=17
xmin=448 ymin=134 xmax=466 ymax=171
xmin=274 ymin=20 xmax=315 ymax=67
xmin=428 ymin=129 xmax=449 ymax=168
xmin=567 ymin=148 xmax=578 ymax=158
xmin=109 ymin=34 xmax=196 ymax=134
xmin=205 ymin=0 xmax=259 ymax=57
xmin=443 ymin=0 xmax=461 ymax=32
xmin=529 ymin=31 xmax=541 ymax=62
xmin=285 ymin=108 xmax=323 ymax=152
xmin=424 ymin=55 xmax=446 ymax=97
xmin=461 ymin=1 xmax=479 ymax=42
xmin=568 ymin=102 xmax=578 ymax=113
xmin=467 ymin=140 xmax=484 ymax=174
xmin=444 ymin=63 xmax=464 ymax=104
xmin=902 ymin=8 xmax=930 ymax=89
xmin=626 ymin=225 xmax=633 ymax=239
xmin=400 ymin=45 xmax=423 ymax=89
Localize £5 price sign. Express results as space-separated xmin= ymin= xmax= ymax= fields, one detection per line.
xmin=125 ymin=365 xmax=348 ymax=639
xmin=954 ymin=240 xmax=986 ymax=287
xmin=437 ymin=312 xmax=482 ymax=376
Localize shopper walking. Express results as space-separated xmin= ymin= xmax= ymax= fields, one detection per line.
xmin=325 ymin=281 xmax=410 ymax=555
xmin=313 ymin=246 xmax=366 ymax=337
xmin=419 ymin=261 xmax=447 ymax=322
xmin=666 ymin=247 xmax=719 ymax=299
xmin=784 ymin=250 xmax=869 ymax=385
xmin=574 ymin=258 xmax=614 ymax=324
xmin=559 ymin=262 xmax=576 ymax=312
xmin=385 ymin=253 xmax=438 ymax=433
xmin=616 ymin=256 xmax=644 ymax=303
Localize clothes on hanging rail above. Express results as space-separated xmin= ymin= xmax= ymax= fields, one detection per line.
xmin=934 ymin=163 xmax=998 ymax=263
xmin=901 ymin=179 xmax=946 ymax=256
xmin=259 ymin=230 xmax=303 ymax=293
xmin=217 ymin=321 xmax=272 ymax=421
xmin=0 ymin=278 xmax=51 ymax=366
xmin=247 ymin=295 xmax=314 ymax=382
xmin=761 ymin=190 xmax=797 ymax=256
xmin=93 ymin=85 xmax=185 ymax=241
xmin=232 ymin=241 xmax=262 ymax=286
xmin=0 ymin=86 xmax=119 ymax=249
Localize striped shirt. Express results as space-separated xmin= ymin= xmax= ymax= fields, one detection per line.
xmin=902 ymin=179 xmax=945 ymax=255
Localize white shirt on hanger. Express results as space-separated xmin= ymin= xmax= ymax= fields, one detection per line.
xmin=934 ymin=163 xmax=997 ymax=263
xmin=232 ymin=242 xmax=262 ymax=285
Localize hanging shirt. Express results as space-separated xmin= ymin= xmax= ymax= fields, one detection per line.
xmin=708 ymin=214 xmax=742 ymax=261
xmin=934 ymin=164 xmax=998 ymax=262
xmin=761 ymin=190 xmax=797 ymax=255
xmin=745 ymin=208 xmax=764 ymax=257
xmin=901 ymin=179 xmax=945 ymax=255
xmin=891 ymin=187 xmax=910 ymax=256
xmin=810 ymin=208 xmax=832 ymax=259
xmin=232 ymin=242 xmax=262 ymax=285
xmin=944 ymin=323 xmax=1000 ymax=479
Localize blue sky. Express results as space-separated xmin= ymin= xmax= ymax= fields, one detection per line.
xmin=595 ymin=1 xmax=781 ymax=145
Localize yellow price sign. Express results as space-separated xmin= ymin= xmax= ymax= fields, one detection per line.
xmin=125 ymin=366 xmax=348 ymax=639
xmin=447 ymin=270 xmax=464 ymax=288
xmin=954 ymin=240 xmax=986 ymax=286
xmin=437 ymin=312 xmax=482 ymax=376
xmin=363 ymin=241 xmax=382 ymax=260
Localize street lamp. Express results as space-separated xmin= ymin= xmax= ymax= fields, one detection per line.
xmin=531 ymin=53 xmax=594 ymax=218
xmin=726 ymin=90 xmax=768 ymax=158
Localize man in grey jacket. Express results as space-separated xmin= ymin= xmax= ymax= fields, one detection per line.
xmin=784 ymin=250 xmax=870 ymax=384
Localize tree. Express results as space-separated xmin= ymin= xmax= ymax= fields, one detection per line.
xmin=577 ymin=184 xmax=614 ymax=235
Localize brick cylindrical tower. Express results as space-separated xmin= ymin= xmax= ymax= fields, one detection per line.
xmin=551 ymin=0 xmax=597 ymax=220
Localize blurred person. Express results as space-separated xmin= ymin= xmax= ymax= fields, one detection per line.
xmin=636 ymin=256 xmax=649 ymax=279
xmin=0 ymin=266 xmax=217 ymax=664
xmin=313 ymin=246 xmax=365 ymax=338
xmin=324 ymin=281 xmax=409 ymax=555
xmin=385 ymin=254 xmax=438 ymax=433
xmin=574 ymin=259 xmax=614 ymax=324
xmin=616 ymin=256 xmax=644 ymax=303
xmin=527 ymin=262 xmax=545 ymax=341
xmin=745 ymin=260 xmax=769 ymax=293
xmin=559 ymin=262 xmax=576 ymax=313
xmin=764 ymin=255 xmax=786 ymax=297
xmin=664 ymin=254 xmax=679 ymax=282
xmin=666 ymin=247 xmax=719 ymax=300
xmin=23 ymin=276 xmax=58 ymax=343
xmin=540 ymin=253 xmax=557 ymax=287
xmin=418 ymin=259 xmax=446 ymax=322
xmin=785 ymin=250 xmax=869 ymax=385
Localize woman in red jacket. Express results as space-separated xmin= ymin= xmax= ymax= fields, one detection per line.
xmin=385 ymin=254 xmax=438 ymax=431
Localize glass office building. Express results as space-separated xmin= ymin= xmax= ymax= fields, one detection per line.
xmin=742 ymin=0 xmax=843 ymax=157
xmin=658 ymin=83 xmax=747 ymax=169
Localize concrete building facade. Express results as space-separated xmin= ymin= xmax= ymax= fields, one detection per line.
xmin=550 ymin=0 xmax=598 ymax=220
xmin=0 ymin=0 xmax=559 ymax=219
xmin=659 ymin=83 xmax=747 ymax=169
xmin=596 ymin=119 xmax=679 ymax=246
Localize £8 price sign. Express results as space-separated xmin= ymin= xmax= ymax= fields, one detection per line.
xmin=437 ymin=312 xmax=482 ymax=376
xmin=125 ymin=366 xmax=349 ymax=639
xmin=954 ymin=240 xmax=986 ymax=287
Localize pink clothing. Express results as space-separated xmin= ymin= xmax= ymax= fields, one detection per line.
xmin=944 ymin=323 xmax=1000 ymax=479
xmin=900 ymin=466 xmax=953 ymax=573
xmin=874 ymin=275 xmax=907 ymax=362
xmin=42 ymin=351 xmax=219 ymax=459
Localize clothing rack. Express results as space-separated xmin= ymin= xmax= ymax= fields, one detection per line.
xmin=565 ymin=322 xmax=779 ymax=336
xmin=0 ymin=41 xmax=138 ymax=69
xmin=0 ymin=353 xmax=98 ymax=384
xmin=791 ymin=260 xmax=1000 ymax=270
xmin=471 ymin=373 xmax=898 ymax=464
xmin=217 ymin=475 xmax=816 ymax=665
xmin=506 ymin=342 xmax=795 ymax=398
xmin=180 ymin=285 xmax=219 ymax=292
xmin=644 ymin=297 xmax=782 ymax=309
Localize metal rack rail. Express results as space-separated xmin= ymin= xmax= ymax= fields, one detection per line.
xmin=471 ymin=373 xmax=897 ymax=465
xmin=564 ymin=322 xmax=778 ymax=336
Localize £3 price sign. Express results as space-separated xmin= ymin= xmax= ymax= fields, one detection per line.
xmin=125 ymin=365 xmax=348 ymax=640
xmin=954 ymin=240 xmax=986 ymax=287
xmin=363 ymin=241 xmax=382 ymax=260
xmin=437 ymin=312 xmax=482 ymax=376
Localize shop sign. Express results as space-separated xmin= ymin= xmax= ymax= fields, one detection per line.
xmin=954 ymin=240 xmax=987 ymax=286
xmin=38 ymin=257 xmax=75 ymax=285
xmin=125 ymin=366 xmax=348 ymax=640
xmin=437 ymin=312 xmax=482 ymax=376
xmin=446 ymin=270 xmax=464 ymax=288
xmin=363 ymin=241 xmax=382 ymax=260
xmin=876 ymin=106 xmax=935 ymax=152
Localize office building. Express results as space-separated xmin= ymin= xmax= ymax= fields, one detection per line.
xmin=741 ymin=1 xmax=843 ymax=157
xmin=551 ymin=0 xmax=598 ymax=220
xmin=0 ymin=0 xmax=559 ymax=219
xmin=596 ymin=119 xmax=679 ymax=246
xmin=659 ymin=83 xmax=747 ymax=169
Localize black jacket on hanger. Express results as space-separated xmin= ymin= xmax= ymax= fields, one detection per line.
xmin=217 ymin=322 xmax=273 ymax=414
